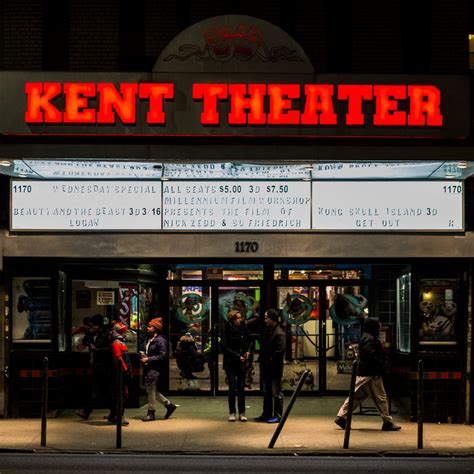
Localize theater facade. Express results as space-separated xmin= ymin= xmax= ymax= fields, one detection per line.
xmin=0 ymin=15 xmax=473 ymax=424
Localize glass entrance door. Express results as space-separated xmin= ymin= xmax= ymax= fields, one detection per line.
xmin=217 ymin=286 xmax=261 ymax=394
xmin=275 ymin=283 xmax=369 ymax=393
xmin=276 ymin=286 xmax=320 ymax=393
xmin=168 ymin=283 xmax=263 ymax=394
xmin=323 ymin=285 xmax=368 ymax=392
xmin=168 ymin=285 xmax=211 ymax=392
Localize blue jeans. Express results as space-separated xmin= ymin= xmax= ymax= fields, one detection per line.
xmin=262 ymin=370 xmax=283 ymax=419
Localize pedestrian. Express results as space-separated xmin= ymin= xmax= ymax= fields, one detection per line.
xmin=75 ymin=313 xmax=112 ymax=420
xmin=334 ymin=317 xmax=401 ymax=431
xmin=140 ymin=316 xmax=177 ymax=421
xmin=175 ymin=332 xmax=205 ymax=380
xmin=254 ymin=308 xmax=286 ymax=424
xmin=108 ymin=320 xmax=132 ymax=425
xmin=222 ymin=309 xmax=251 ymax=422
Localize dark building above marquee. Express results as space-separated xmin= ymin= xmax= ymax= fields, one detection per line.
xmin=153 ymin=15 xmax=314 ymax=74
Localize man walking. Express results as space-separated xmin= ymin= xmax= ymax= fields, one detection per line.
xmin=335 ymin=317 xmax=401 ymax=431
xmin=140 ymin=316 xmax=177 ymax=421
xmin=255 ymin=308 xmax=286 ymax=423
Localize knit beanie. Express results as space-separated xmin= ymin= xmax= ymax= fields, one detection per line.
xmin=111 ymin=320 xmax=128 ymax=334
xmin=265 ymin=308 xmax=280 ymax=322
xmin=148 ymin=317 xmax=163 ymax=330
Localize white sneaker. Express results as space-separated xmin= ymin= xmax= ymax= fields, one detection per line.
xmin=239 ymin=414 xmax=248 ymax=422
xmin=228 ymin=413 xmax=236 ymax=422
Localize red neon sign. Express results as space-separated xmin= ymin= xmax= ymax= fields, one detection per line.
xmin=24 ymin=82 xmax=443 ymax=127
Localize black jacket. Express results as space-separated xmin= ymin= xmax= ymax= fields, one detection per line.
xmin=358 ymin=332 xmax=385 ymax=376
xmin=82 ymin=328 xmax=112 ymax=374
xmin=259 ymin=324 xmax=285 ymax=376
xmin=222 ymin=321 xmax=251 ymax=370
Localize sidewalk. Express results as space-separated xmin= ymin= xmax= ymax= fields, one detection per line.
xmin=0 ymin=396 xmax=473 ymax=455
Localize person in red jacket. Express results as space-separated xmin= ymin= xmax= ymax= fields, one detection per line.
xmin=108 ymin=320 xmax=132 ymax=425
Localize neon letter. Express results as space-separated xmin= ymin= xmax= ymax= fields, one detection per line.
xmin=63 ymin=83 xmax=96 ymax=123
xmin=228 ymin=84 xmax=267 ymax=125
xmin=267 ymin=84 xmax=300 ymax=125
xmin=193 ymin=84 xmax=228 ymax=125
xmin=301 ymin=84 xmax=337 ymax=125
xmin=373 ymin=85 xmax=406 ymax=126
xmin=25 ymin=82 xmax=62 ymax=123
xmin=97 ymin=83 xmax=138 ymax=124
xmin=139 ymin=83 xmax=174 ymax=125
xmin=338 ymin=84 xmax=373 ymax=125
xmin=407 ymin=85 xmax=443 ymax=126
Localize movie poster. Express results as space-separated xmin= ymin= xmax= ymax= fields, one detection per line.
xmin=13 ymin=277 xmax=52 ymax=342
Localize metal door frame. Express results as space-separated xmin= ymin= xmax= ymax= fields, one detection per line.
xmin=167 ymin=280 xmax=265 ymax=396
xmin=272 ymin=279 xmax=371 ymax=395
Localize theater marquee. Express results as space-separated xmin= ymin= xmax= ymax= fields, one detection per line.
xmin=0 ymin=72 xmax=467 ymax=137
xmin=10 ymin=179 xmax=463 ymax=232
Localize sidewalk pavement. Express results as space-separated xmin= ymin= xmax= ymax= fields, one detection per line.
xmin=0 ymin=396 xmax=473 ymax=456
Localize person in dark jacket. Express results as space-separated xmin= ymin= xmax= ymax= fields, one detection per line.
xmin=334 ymin=318 xmax=401 ymax=431
xmin=255 ymin=308 xmax=286 ymax=424
xmin=140 ymin=316 xmax=177 ymax=422
xmin=75 ymin=314 xmax=112 ymax=420
xmin=108 ymin=320 xmax=132 ymax=425
xmin=222 ymin=309 xmax=252 ymax=422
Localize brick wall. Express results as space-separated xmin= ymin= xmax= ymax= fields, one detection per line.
xmin=352 ymin=0 xmax=403 ymax=72
xmin=431 ymin=0 xmax=469 ymax=73
xmin=292 ymin=1 xmax=326 ymax=72
xmin=69 ymin=0 xmax=119 ymax=71
xmin=145 ymin=0 xmax=177 ymax=62
xmin=0 ymin=1 xmax=470 ymax=74
xmin=2 ymin=0 xmax=42 ymax=70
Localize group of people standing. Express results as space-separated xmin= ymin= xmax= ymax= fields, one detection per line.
xmin=75 ymin=309 xmax=400 ymax=432
xmin=75 ymin=314 xmax=176 ymax=424
xmin=222 ymin=307 xmax=286 ymax=423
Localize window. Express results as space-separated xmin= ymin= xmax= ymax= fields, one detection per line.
xmin=167 ymin=264 xmax=263 ymax=281
xmin=396 ymin=273 xmax=411 ymax=353
xmin=12 ymin=277 xmax=52 ymax=342
xmin=470 ymin=35 xmax=474 ymax=69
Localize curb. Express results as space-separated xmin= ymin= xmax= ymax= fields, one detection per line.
xmin=0 ymin=448 xmax=472 ymax=457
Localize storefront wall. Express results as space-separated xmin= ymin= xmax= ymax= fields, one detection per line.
xmin=0 ymin=14 xmax=472 ymax=422
xmin=3 ymin=232 xmax=474 ymax=259
xmin=1 ymin=229 xmax=473 ymax=422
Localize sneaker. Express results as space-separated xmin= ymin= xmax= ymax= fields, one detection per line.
xmin=267 ymin=416 xmax=280 ymax=424
xmin=334 ymin=416 xmax=346 ymax=430
xmin=228 ymin=413 xmax=236 ymax=422
xmin=254 ymin=415 xmax=269 ymax=422
xmin=75 ymin=410 xmax=89 ymax=420
xmin=165 ymin=403 xmax=177 ymax=420
xmin=239 ymin=413 xmax=248 ymax=422
xmin=382 ymin=422 xmax=401 ymax=431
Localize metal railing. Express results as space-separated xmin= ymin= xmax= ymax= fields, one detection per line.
xmin=268 ymin=369 xmax=309 ymax=449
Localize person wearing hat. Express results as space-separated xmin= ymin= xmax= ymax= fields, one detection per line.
xmin=140 ymin=316 xmax=177 ymax=421
xmin=254 ymin=308 xmax=286 ymax=423
xmin=108 ymin=320 xmax=132 ymax=425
